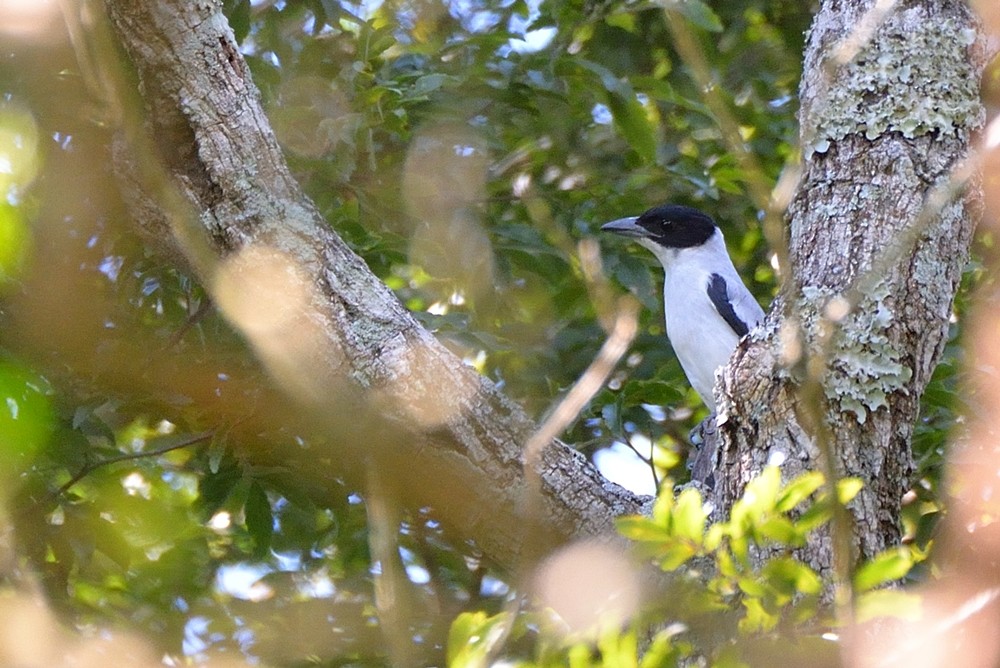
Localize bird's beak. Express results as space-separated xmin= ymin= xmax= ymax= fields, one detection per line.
xmin=600 ymin=216 xmax=646 ymax=238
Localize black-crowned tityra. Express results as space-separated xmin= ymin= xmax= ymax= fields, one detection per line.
xmin=602 ymin=204 xmax=764 ymax=411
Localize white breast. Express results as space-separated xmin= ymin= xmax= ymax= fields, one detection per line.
xmin=663 ymin=269 xmax=742 ymax=409
xmin=641 ymin=229 xmax=762 ymax=410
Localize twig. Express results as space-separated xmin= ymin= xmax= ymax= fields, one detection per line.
xmin=522 ymin=300 xmax=639 ymax=478
xmin=167 ymin=297 xmax=215 ymax=348
xmin=481 ymin=249 xmax=640 ymax=664
xmin=622 ymin=432 xmax=659 ymax=491
xmin=662 ymin=10 xmax=794 ymax=280
xmin=366 ymin=466 xmax=415 ymax=667
xmin=52 ymin=430 xmax=214 ymax=500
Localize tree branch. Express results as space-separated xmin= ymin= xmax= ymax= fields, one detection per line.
xmin=715 ymin=0 xmax=985 ymax=579
xmin=53 ymin=430 xmax=214 ymax=499
xmin=100 ymin=0 xmax=646 ymax=574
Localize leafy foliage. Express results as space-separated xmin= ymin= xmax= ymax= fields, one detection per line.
xmin=448 ymin=468 xmax=922 ymax=665
xmin=0 ymin=0 xmax=969 ymax=664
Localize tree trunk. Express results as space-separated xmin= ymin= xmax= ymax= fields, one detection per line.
xmin=101 ymin=0 xmax=645 ymax=574
xmin=712 ymin=0 xmax=985 ymax=578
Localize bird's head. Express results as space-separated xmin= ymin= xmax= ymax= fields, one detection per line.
xmin=601 ymin=204 xmax=717 ymax=252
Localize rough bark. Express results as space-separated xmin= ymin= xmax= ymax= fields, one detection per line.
xmin=102 ymin=0 xmax=645 ymax=574
xmin=708 ymin=0 xmax=985 ymax=575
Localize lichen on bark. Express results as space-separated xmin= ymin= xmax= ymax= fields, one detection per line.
xmin=802 ymin=5 xmax=984 ymax=157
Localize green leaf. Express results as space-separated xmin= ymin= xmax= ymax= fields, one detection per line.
xmin=774 ymin=471 xmax=825 ymax=513
xmin=754 ymin=516 xmax=801 ymax=546
xmin=793 ymin=500 xmax=833 ymax=534
xmin=729 ymin=534 xmax=750 ymax=568
xmin=640 ymin=627 xmax=685 ymax=668
xmin=569 ymin=642 xmax=593 ymax=668
xmin=761 ymin=557 xmax=822 ymax=596
xmin=606 ymin=90 xmax=657 ymax=163
xmin=607 ymin=253 xmax=659 ymax=310
xmin=855 ymin=589 xmax=923 ymax=623
xmin=223 ymin=0 xmax=252 ymax=43
xmin=837 ymin=477 xmax=864 ymax=504
xmin=575 ymin=59 xmax=657 ymax=163
xmin=658 ymin=541 xmax=698 ymax=571
xmin=0 ymin=359 xmax=54 ymax=479
xmin=652 ymin=446 xmax=681 ymax=472
xmin=703 ymin=523 xmax=724 ymax=552
xmin=605 ymin=12 xmax=637 ymax=33
xmin=447 ymin=611 xmax=486 ymax=665
xmin=446 ymin=611 xmax=512 ymax=666
xmin=245 ymin=482 xmax=273 ymax=557
xmin=571 ymin=23 xmax=595 ymax=48
xmin=71 ymin=404 xmax=112 ymax=441
xmin=738 ymin=576 xmax=766 ymax=598
xmin=740 ymin=596 xmax=778 ymax=633
xmin=617 ymin=515 xmax=671 ymax=543
xmin=598 ymin=628 xmax=639 ymax=668
xmin=853 ymin=548 xmax=914 ymax=593
xmin=715 ymin=543 xmax=738 ymax=578
xmin=208 ymin=435 xmax=226 ymax=474
xmin=651 ymin=485 xmax=675 ymax=524
xmin=411 ymin=73 xmax=456 ymax=97
xmin=657 ymin=0 xmax=724 ymax=33
xmin=672 ymin=488 xmax=706 ymax=543
xmin=199 ymin=457 xmax=241 ymax=514
xmin=731 ymin=466 xmax=781 ymax=528
xmin=621 ymin=378 xmax=685 ymax=407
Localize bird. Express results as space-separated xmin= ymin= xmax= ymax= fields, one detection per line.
xmin=602 ymin=204 xmax=764 ymax=412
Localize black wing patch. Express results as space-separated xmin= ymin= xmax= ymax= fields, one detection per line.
xmin=707 ymin=273 xmax=749 ymax=337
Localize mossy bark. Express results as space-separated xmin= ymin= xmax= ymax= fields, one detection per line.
xmin=705 ymin=0 xmax=984 ymax=578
